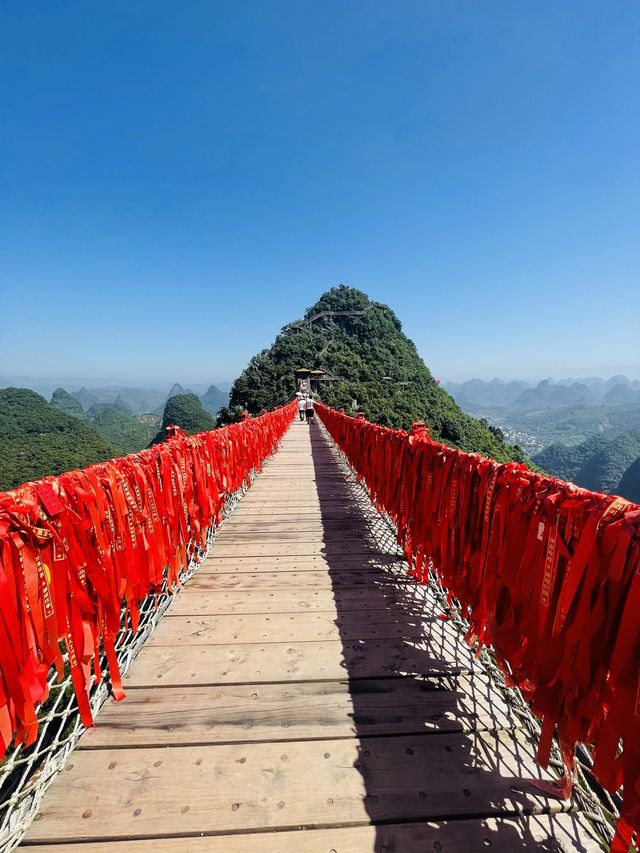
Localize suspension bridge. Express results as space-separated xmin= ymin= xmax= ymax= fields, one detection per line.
xmin=0 ymin=404 xmax=637 ymax=852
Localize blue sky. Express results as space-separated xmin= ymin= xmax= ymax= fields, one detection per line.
xmin=2 ymin=1 xmax=639 ymax=384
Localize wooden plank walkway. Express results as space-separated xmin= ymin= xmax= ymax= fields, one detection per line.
xmin=23 ymin=420 xmax=602 ymax=851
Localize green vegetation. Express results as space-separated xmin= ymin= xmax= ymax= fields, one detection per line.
xmin=151 ymin=393 xmax=215 ymax=444
xmin=0 ymin=388 xmax=115 ymax=490
xmin=51 ymin=386 xmax=159 ymax=455
xmin=534 ymin=429 xmax=640 ymax=499
xmin=112 ymin=394 xmax=134 ymax=414
xmin=618 ymin=457 xmax=640 ymax=503
xmin=462 ymin=401 xmax=640 ymax=452
xmin=575 ymin=429 xmax=640 ymax=495
xmin=86 ymin=404 xmax=157 ymax=455
xmin=71 ymin=386 xmax=100 ymax=410
xmin=533 ymin=436 xmax=608 ymax=484
xmin=0 ymin=384 xmax=221 ymax=489
xmin=50 ymin=387 xmax=85 ymax=417
xmin=225 ymin=286 xmax=529 ymax=463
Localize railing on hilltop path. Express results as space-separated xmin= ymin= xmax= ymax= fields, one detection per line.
xmin=0 ymin=400 xmax=296 ymax=850
xmin=316 ymin=403 xmax=640 ymax=853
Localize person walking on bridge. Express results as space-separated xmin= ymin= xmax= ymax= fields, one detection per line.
xmin=297 ymin=396 xmax=306 ymax=421
xmin=305 ymin=396 xmax=315 ymax=423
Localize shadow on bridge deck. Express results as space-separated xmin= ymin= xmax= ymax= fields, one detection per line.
xmin=308 ymin=419 xmax=600 ymax=853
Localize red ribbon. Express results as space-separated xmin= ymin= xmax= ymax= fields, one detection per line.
xmin=317 ymin=402 xmax=640 ymax=850
xmin=0 ymin=401 xmax=296 ymax=757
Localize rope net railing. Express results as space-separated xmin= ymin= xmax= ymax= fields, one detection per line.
xmin=0 ymin=400 xmax=296 ymax=850
xmin=316 ymin=403 xmax=640 ymax=853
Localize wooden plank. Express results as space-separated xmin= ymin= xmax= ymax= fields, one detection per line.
xmin=150 ymin=611 xmax=454 ymax=645
xmin=21 ymin=813 xmax=603 ymax=852
xmin=187 ymin=570 xmax=413 ymax=590
xmin=229 ymin=500 xmax=360 ymax=508
xmin=24 ymin=729 xmax=573 ymax=843
xmin=210 ymin=542 xmax=384 ymax=557
xmin=80 ymin=676 xmax=516 ymax=748
xmin=224 ymin=508 xmax=362 ymax=517
xmin=224 ymin=515 xmax=358 ymax=524
xmin=166 ymin=585 xmax=430 ymax=615
xmin=124 ymin=637 xmax=474 ymax=687
xmin=218 ymin=524 xmax=361 ymax=535
xmin=201 ymin=553 xmax=405 ymax=572
xmin=212 ymin=535 xmax=373 ymax=546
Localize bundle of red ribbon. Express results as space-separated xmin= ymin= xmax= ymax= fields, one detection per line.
xmin=0 ymin=401 xmax=296 ymax=760
xmin=317 ymin=403 xmax=640 ymax=851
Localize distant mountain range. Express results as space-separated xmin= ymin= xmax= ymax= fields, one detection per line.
xmin=445 ymin=376 xmax=640 ymax=503
xmin=445 ymin=375 xmax=640 ymax=410
xmin=49 ymin=381 xmax=230 ymax=418
xmin=0 ymin=377 xmax=232 ymax=409
xmin=0 ymin=380 xmax=229 ymax=490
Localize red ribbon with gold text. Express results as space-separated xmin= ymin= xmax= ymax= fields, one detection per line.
xmin=316 ymin=403 xmax=640 ymax=850
xmin=0 ymin=401 xmax=296 ymax=757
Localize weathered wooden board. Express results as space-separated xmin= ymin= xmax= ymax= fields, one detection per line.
xmin=218 ymin=524 xmax=375 ymax=536
xmin=152 ymin=611 xmax=452 ymax=645
xmin=224 ymin=513 xmax=366 ymax=523
xmin=80 ymin=676 xmax=515 ymax=748
xmin=22 ymin=813 xmax=603 ymax=852
xmin=210 ymin=542 xmax=386 ymax=557
xmin=230 ymin=500 xmax=360 ymax=509
xmin=167 ymin=584 xmax=432 ymax=615
xmin=25 ymin=730 xmax=571 ymax=843
xmin=186 ymin=569 xmax=413 ymax=590
xmin=222 ymin=519 xmax=361 ymax=531
xmin=124 ymin=636 xmax=474 ymax=687
xmin=201 ymin=553 xmax=406 ymax=573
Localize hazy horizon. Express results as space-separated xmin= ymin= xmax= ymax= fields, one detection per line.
xmin=2 ymin=369 xmax=640 ymax=396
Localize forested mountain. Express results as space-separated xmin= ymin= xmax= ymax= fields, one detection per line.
xmin=151 ymin=393 xmax=215 ymax=444
xmin=200 ymin=384 xmax=228 ymax=416
xmin=603 ymin=383 xmax=637 ymax=404
xmin=0 ymin=388 xmax=114 ymax=490
xmin=226 ymin=286 xmax=528 ymax=463
xmin=575 ymin=429 xmax=640 ymax=495
xmin=52 ymin=386 xmax=159 ymax=455
xmin=112 ymin=394 xmax=134 ymax=414
xmin=533 ymin=436 xmax=608 ymax=484
xmin=51 ymin=387 xmax=85 ymax=417
xmin=444 ymin=378 xmax=530 ymax=408
xmin=534 ymin=429 xmax=640 ymax=499
xmin=0 ymin=384 xmax=222 ymax=487
xmin=71 ymin=386 xmax=100 ymax=410
xmin=617 ymin=457 xmax=640 ymax=503
xmin=86 ymin=404 xmax=157 ymax=454
xmin=152 ymin=383 xmax=193 ymax=416
xmin=512 ymin=381 xmax=594 ymax=409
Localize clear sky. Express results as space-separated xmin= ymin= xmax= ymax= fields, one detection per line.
xmin=2 ymin=1 xmax=639 ymax=385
